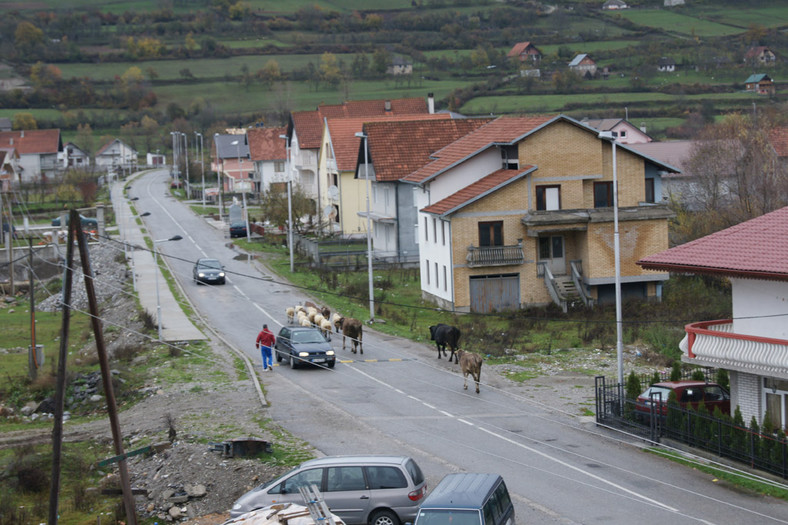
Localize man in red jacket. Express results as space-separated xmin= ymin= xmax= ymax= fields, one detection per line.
xmin=256 ymin=324 xmax=275 ymax=371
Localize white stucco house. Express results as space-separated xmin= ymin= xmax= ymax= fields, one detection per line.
xmin=639 ymin=207 xmax=788 ymax=430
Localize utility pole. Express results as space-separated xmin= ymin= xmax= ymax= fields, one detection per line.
xmin=5 ymin=191 xmax=14 ymax=296
xmin=75 ymin=212 xmax=137 ymax=524
xmin=27 ymin=220 xmax=38 ymax=381
xmin=48 ymin=215 xmax=76 ymax=525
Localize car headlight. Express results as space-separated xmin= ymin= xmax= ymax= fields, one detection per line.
xmin=326 ymin=350 xmax=335 ymax=356
xmin=219 ymin=272 xmax=225 ymax=277
xmin=298 ymin=351 xmax=309 ymax=357
xmin=233 ymin=504 xmax=241 ymax=510
xmin=198 ymin=272 xmax=205 ymax=277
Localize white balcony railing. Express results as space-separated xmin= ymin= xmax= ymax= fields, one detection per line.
xmin=680 ymin=320 xmax=788 ymax=376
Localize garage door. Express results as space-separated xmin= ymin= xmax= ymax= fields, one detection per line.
xmin=469 ymin=274 xmax=520 ymax=313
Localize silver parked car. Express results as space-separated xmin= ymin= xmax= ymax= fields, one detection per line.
xmin=230 ymin=455 xmax=427 ymax=525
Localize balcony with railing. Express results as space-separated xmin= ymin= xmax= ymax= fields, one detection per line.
xmin=466 ymin=242 xmax=524 ymax=268
xmin=680 ymin=320 xmax=788 ymax=375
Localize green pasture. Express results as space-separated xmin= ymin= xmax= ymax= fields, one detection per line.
xmin=222 ymin=37 xmax=290 ymax=50
xmin=461 ymin=90 xmax=760 ymax=116
xmin=152 ymin=77 xmax=474 ymax=115
xmin=693 ymin=5 xmax=788 ymax=29
xmin=538 ymin=39 xmax=643 ymax=57
xmin=609 ymin=9 xmax=743 ymax=37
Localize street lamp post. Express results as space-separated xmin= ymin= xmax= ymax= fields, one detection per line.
xmin=170 ymin=131 xmax=178 ymax=181
xmin=214 ymin=133 xmax=223 ymax=219
xmin=355 ymin=131 xmax=374 ymax=323
xmin=152 ymin=233 xmax=183 ymax=341
xmin=196 ymin=132 xmax=205 ymax=208
xmin=599 ymin=131 xmax=623 ymax=386
xmin=279 ymin=134 xmax=294 ymax=272
xmin=182 ymin=133 xmax=190 ymax=197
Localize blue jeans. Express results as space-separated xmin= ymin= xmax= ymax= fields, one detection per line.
xmin=260 ymin=346 xmax=272 ymax=369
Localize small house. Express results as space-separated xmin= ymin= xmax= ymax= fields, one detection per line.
xmin=745 ymin=74 xmax=775 ymax=96
xmin=568 ymin=54 xmax=597 ymax=77
xmin=744 ymin=46 xmax=776 ymax=67
xmin=507 ymin=42 xmax=542 ymax=64
xmin=602 ymin=0 xmax=628 ymax=9
xmin=387 ymin=56 xmax=413 ymax=76
xmin=657 ymin=57 xmax=676 ymax=73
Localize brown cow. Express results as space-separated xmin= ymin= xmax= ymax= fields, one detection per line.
xmin=339 ymin=317 xmax=363 ymax=354
xmin=457 ymin=350 xmax=483 ymax=394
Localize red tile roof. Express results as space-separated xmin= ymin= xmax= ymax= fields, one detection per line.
xmin=0 ymin=129 xmax=61 ymax=154
xmin=293 ymin=97 xmax=430 ymax=150
xmin=769 ymin=127 xmax=788 ymax=158
xmin=292 ymin=98 xmax=429 ymax=149
xmin=421 ymin=167 xmax=535 ymax=217
xmin=507 ymin=42 xmax=540 ymax=58
xmin=247 ymin=127 xmax=286 ymax=161
xmin=365 ymin=118 xmax=493 ymax=182
xmin=402 ymin=115 xmax=554 ymax=185
xmin=327 ymin=114 xmax=450 ymax=172
xmin=638 ymin=206 xmax=788 ymax=280
xmin=291 ymin=111 xmax=324 ymax=150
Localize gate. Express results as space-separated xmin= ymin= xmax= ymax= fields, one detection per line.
xmin=469 ymin=274 xmax=519 ymax=313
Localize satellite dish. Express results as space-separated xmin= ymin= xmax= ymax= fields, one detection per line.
xmin=323 ymin=205 xmax=335 ymax=218
xmin=328 ymin=185 xmax=340 ymax=201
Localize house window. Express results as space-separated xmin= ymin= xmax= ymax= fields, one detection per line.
xmin=645 ymin=178 xmax=655 ymax=203
xmin=536 ymin=185 xmax=561 ymax=211
xmin=764 ymin=378 xmax=788 ymax=431
xmin=275 ymin=161 xmax=285 ymax=172
xmin=424 ymin=217 xmax=428 ymax=241
xmin=479 ymin=221 xmax=503 ymax=247
xmin=594 ymin=181 xmax=614 ymax=208
xmin=435 ymin=262 xmax=439 ymax=289
xmin=443 ymin=266 xmax=447 ymax=291
xmin=619 ymin=130 xmax=627 ymax=138
xmin=426 ymin=259 xmax=430 ymax=285
xmin=432 ymin=218 xmax=437 ymax=242
xmin=441 ymin=221 xmax=446 ymax=246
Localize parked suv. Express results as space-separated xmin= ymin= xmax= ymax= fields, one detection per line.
xmin=635 ymin=380 xmax=730 ymax=420
xmin=415 ymin=473 xmax=514 ymax=525
xmin=229 ymin=455 xmax=428 ymax=525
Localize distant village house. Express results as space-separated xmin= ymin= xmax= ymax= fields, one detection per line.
xmin=657 ymin=57 xmax=676 ymax=73
xmin=568 ymin=54 xmax=597 ymax=77
xmin=387 ymin=56 xmax=412 ymax=76
xmin=745 ymin=74 xmax=775 ymax=96
xmin=507 ymin=42 xmax=542 ymax=64
xmin=744 ymin=46 xmax=776 ymax=67
xmin=602 ymin=0 xmax=628 ymax=9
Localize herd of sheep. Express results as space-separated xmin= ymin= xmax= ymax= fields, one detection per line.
xmin=285 ymin=302 xmax=364 ymax=354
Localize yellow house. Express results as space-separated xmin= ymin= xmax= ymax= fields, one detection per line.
xmin=404 ymin=115 xmax=678 ymax=313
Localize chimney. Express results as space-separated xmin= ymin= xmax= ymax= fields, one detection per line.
xmin=20 ymin=130 xmax=24 ymax=138
xmin=640 ymin=123 xmax=647 ymax=134
xmin=9 ymin=138 xmax=13 ymax=145
xmin=384 ymin=100 xmax=391 ymax=112
xmin=428 ymin=93 xmax=435 ymax=114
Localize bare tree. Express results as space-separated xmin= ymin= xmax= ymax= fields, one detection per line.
xmin=673 ymin=112 xmax=788 ymax=243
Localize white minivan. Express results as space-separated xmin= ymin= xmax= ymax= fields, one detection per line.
xmin=230 ymin=455 xmax=427 ymax=525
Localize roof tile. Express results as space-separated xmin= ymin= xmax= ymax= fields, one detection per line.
xmin=0 ymin=129 xmax=61 ymax=155
xmin=638 ymin=206 xmax=788 ymax=279
xmin=421 ymin=168 xmax=533 ymax=216
xmin=247 ymin=127 xmax=286 ymax=161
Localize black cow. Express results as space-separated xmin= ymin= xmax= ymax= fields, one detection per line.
xmin=429 ymin=324 xmax=461 ymax=363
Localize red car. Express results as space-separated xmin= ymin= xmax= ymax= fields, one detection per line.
xmin=635 ymin=380 xmax=730 ymax=420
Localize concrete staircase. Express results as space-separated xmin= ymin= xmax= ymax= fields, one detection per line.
xmin=554 ymin=275 xmax=582 ymax=305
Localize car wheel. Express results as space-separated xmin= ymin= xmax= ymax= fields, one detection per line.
xmin=275 ymin=349 xmax=282 ymax=363
xmin=369 ymin=509 xmax=399 ymax=525
xmin=328 ymin=361 xmax=335 ymax=369
xmin=290 ymin=353 xmax=298 ymax=369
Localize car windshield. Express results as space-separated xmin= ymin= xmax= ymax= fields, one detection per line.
xmin=641 ymin=386 xmax=672 ymax=401
xmin=199 ymin=259 xmax=222 ymax=269
xmin=417 ymin=509 xmax=481 ymax=525
xmin=292 ymin=331 xmax=326 ymax=343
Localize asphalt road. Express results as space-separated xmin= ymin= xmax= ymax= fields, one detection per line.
xmin=130 ymin=170 xmax=788 ymax=525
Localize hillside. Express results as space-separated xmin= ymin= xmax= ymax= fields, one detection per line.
xmin=0 ymin=0 xmax=786 ymax=148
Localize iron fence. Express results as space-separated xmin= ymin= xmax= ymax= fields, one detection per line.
xmin=595 ymin=375 xmax=788 ymax=479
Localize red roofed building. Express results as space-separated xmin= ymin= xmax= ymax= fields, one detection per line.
xmin=405 ymin=115 xmax=678 ymax=313
xmin=285 ymin=96 xmax=434 ymax=218
xmin=638 ymin=207 xmax=788 ymax=430
xmin=321 ymin=113 xmax=449 ymax=235
xmin=354 ymin=118 xmax=492 ymax=263
xmin=0 ymin=129 xmax=62 ymax=184
xmin=247 ymin=127 xmax=287 ymax=195
xmin=507 ymin=42 xmax=542 ymax=64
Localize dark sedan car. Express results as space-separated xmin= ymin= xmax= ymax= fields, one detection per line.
xmin=192 ymin=258 xmax=226 ymax=285
xmin=275 ymin=326 xmax=335 ymax=369
xmin=229 ymin=221 xmax=247 ymax=238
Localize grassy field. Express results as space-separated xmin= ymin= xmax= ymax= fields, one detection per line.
xmin=461 ymin=90 xmax=760 ymax=116
xmin=609 ymin=9 xmax=744 ymax=37
xmin=693 ymin=5 xmax=788 ymax=28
